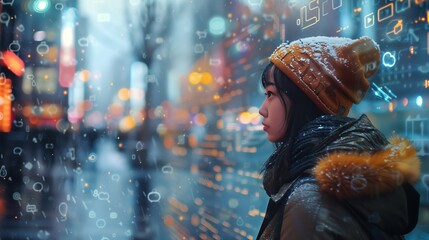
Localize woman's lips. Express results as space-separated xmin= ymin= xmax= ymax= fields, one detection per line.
xmin=262 ymin=123 xmax=268 ymax=131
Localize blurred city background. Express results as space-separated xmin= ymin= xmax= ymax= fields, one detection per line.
xmin=0 ymin=0 xmax=428 ymax=239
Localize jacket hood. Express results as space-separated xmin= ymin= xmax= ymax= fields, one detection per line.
xmin=313 ymin=135 xmax=420 ymax=199
xmin=310 ymin=115 xmax=421 ymax=235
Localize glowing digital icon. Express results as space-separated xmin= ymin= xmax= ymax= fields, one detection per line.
xmin=322 ymin=0 xmax=330 ymax=16
xmin=24 ymin=162 xmax=33 ymax=170
xmin=65 ymin=148 xmax=76 ymax=161
xmin=194 ymin=43 xmax=204 ymax=53
xmin=26 ymin=204 xmax=38 ymax=214
xmin=145 ymin=74 xmax=158 ymax=84
xmin=45 ymin=143 xmax=54 ymax=149
xmin=236 ymin=216 xmax=244 ymax=226
xmin=54 ymin=3 xmax=64 ymax=10
xmin=298 ymin=1 xmax=320 ymax=29
xmin=93 ymin=190 xmax=110 ymax=202
xmin=13 ymin=147 xmax=22 ymax=155
xmin=147 ymin=190 xmax=161 ymax=203
xmin=395 ymin=0 xmax=410 ymax=13
xmin=0 ymin=12 xmax=10 ymax=26
xmin=16 ymin=24 xmax=25 ymax=32
xmin=8 ymin=40 xmax=21 ymax=52
xmin=406 ymin=27 xmax=419 ymax=43
xmin=12 ymin=192 xmax=21 ymax=200
xmin=58 ymin=202 xmax=68 ymax=219
xmin=36 ymin=41 xmax=49 ymax=56
xmin=75 ymin=167 xmax=82 ymax=175
xmin=96 ymin=218 xmax=106 ymax=229
xmin=111 ymin=174 xmax=120 ymax=182
xmin=1 ymin=0 xmax=15 ymax=6
xmin=88 ymin=210 xmax=96 ymax=218
xmin=390 ymin=19 xmax=403 ymax=35
xmin=14 ymin=119 xmax=23 ymax=127
xmin=377 ymin=3 xmax=394 ymax=22
xmin=37 ymin=230 xmax=50 ymax=239
xmin=209 ymin=58 xmax=221 ymax=66
xmin=321 ymin=0 xmax=342 ymax=16
xmin=382 ymin=52 xmax=396 ymax=67
xmin=22 ymin=176 xmax=30 ymax=184
xmin=161 ymin=165 xmax=173 ymax=174
xmin=0 ymin=165 xmax=7 ymax=177
xmin=208 ymin=16 xmax=226 ymax=35
xmin=77 ymin=37 xmax=89 ymax=47
xmin=364 ymin=12 xmax=375 ymax=28
xmin=33 ymin=182 xmax=43 ymax=192
xmin=136 ymin=141 xmax=144 ymax=151
xmin=196 ymin=30 xmax=207 ymax=39
xmin=109 ymin=212 xmax=118 ymax=219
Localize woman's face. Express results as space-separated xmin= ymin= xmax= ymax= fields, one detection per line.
xmin=259 ymin=66 xmax=291 ymax=142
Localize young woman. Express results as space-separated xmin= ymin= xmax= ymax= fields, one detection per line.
xmin=256 ymin=36 xmax=421 ymax=239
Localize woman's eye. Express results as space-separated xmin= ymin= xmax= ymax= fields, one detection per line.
xmin=265 ymin=91 xmax=273 ymax=98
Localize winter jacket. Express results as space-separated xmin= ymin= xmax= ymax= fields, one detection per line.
xmin=257 ymin=114 xmax=421 ymax=240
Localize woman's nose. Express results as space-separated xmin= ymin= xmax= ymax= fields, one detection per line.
xmin=259 ymin=101 xmax=267 ymax=117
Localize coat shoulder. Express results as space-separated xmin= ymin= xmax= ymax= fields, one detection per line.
xmin=282 ymin=182 xmax=370 ymax=240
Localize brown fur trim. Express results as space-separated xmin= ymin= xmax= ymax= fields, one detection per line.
xmin=313 ymin=136 xmax=420 ymax=199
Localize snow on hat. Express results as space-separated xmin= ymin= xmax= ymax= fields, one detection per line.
xmin=269 ymin=36 xmax=380 ymax=116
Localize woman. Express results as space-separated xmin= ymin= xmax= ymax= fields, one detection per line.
xmin=256 ymin=36 xmax=421 ymax=239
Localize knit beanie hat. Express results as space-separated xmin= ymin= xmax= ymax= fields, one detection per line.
xmin=269 ymin=36 xmax=380 ymax=116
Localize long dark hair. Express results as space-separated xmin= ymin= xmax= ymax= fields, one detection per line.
xmin=261 ymin=62 xmax=324 ymax=195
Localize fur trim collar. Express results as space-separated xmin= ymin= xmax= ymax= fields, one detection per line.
xmin=313 ymin=136 xmax=420 ymax=199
